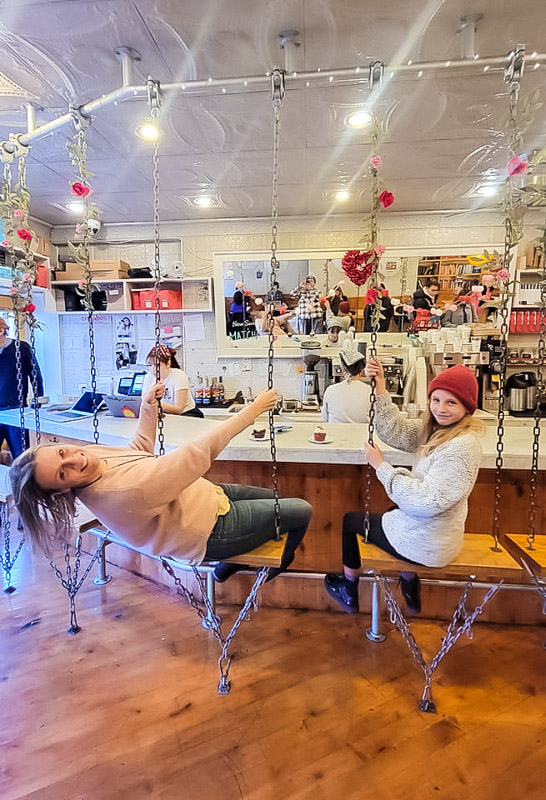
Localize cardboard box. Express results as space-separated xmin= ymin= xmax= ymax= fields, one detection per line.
xmin=90 ymin=259 xmax=130 ymax=276
xmin=57 ymin=260 xmax=130 ymax=281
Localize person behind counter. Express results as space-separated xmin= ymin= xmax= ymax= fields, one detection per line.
xmin=411 ymin=279 xmax=440 ymax=311
xmin=143 ymin=344 xmax=202 ymax=417
xmin=291 ymin=274 xmax=324 ymax=335
xmin=0 ymin=317 xmax=44 ymax=459
xmin=321 ymin=339 xmax=371 ymax=424
xmin=10 ymin=385 xmax=312 ymax=582
xmin=324 ymin=361 xmax=485 ymax=615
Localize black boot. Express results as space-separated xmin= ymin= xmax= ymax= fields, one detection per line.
xmin=324 ymin=573 xmax=359 ymax=614
xmin=212 ymin=562 xmax=251 ymax=583
xmin=399 ymin=574 xmax=421 ymax=614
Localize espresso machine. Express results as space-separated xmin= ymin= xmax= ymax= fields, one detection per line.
xmin=301 ymin=343 xmax=322 ymax=408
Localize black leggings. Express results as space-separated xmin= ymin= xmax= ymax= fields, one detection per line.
xmin=342 ymin=512 xmax=424 ymax=570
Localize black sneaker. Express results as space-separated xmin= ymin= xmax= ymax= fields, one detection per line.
xmin=212 ymin=562 xmax=251 ymax=583
xmin=399 ymin=574 xmax=421 ymax=614
xmin=324 ymin=573 xmax=359 ymax=614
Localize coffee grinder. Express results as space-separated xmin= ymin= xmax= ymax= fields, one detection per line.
xmin=300 ymin=341 xmax=321 ymax=408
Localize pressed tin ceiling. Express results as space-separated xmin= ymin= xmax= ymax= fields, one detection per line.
xmin=0 ymin=0 xmax=544 ymax=225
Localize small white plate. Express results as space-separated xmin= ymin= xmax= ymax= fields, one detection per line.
xmin=249 ymin=433 xmax=269 ymax=441
xmin=308 ymin=436 xmax=334 ymax=444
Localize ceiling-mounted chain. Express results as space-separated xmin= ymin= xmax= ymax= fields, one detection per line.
xmin=267 ymin=70 xmax=284 ymax=542
xmin=491 ymin=45 xmax=527 ymax=550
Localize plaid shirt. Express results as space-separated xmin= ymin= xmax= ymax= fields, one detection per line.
xmin=291 ymin=286 xmax=323 ymax=320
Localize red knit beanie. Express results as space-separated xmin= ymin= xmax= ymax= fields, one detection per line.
xmin=427 ymin=364 xmax=478 ymax=414
xmin=339 ymin=301 xmax=351 ymax=314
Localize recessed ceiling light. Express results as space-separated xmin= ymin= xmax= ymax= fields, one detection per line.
xmin=194 ymin=196 xmax=213 ymax=207
xmin=335 ymin=189 xmax=350 ymax=201
xmin=477 ymin=185 xmax=498 ymax=196
xmin=345 ymin=109 xmax=372 ymax=129
xmin=65 ymin=201 xmax=84 ymax=213
xmin=135 ymin=120 xmax=160 ymax=141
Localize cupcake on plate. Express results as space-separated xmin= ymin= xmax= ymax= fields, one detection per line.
xmin=252 ymin=425 xmax=266 ymax=439
xmin=313 ymin=425 xmax=327 ymax=442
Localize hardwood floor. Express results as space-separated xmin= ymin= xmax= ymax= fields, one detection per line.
xmin=1 ymin=539 xmax=545 ymax=800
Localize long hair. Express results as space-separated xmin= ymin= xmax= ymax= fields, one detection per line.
xmin=9 ymin=446 xmax=77 ymax=553
xmin=419 ymin=409 xmax=486 ymax=455
xmin=146 ymin=344 xmax=181 ymax=370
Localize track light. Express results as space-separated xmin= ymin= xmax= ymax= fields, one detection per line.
xmin=135 ymin=119 xmax=160 ymax=141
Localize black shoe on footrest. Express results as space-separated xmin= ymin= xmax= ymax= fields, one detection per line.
xmin=324 ymin=573 xmax=359 ymax=614
xmin=212 ymin=562 xmax=251 ymax=583
xmin=399 ymin=574 xmax=421 ymax=614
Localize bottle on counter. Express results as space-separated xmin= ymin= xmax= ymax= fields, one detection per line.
xmin=217 ymin=375 xmax=225 ymax=404
xmin=195 ymin=375 xmax=203 ymax=405
xmin=211 ymin=377 xmax=220 ymax=405
xmin=202 ymin=376 xmax=211 ymax=405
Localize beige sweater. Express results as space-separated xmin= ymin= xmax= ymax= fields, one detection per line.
xmin=75 ymin=400 xmax=256 ymax=565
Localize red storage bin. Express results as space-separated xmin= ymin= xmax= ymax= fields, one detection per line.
xmin=130 ymin=288 xmax=182 ymax=310
xmin=158 ymin=289 xmax=182 ymax=309
xmin=131 ymin=290 xmax=141 ymax=310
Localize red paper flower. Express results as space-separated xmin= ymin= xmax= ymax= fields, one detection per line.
xmin=341 ymin=250 xmax=375 ymax=287
xmin=319 ymin=296 xmax=328 ymax=304
xmin=243 ymin=289 xmax=252 ymax=296
xmin=280 ymin=305 xmax=287 ymax=314
xmin=507 ymin=156 xmax=528 ymax=176
xmin=365 ymin=288 xmax=379 ymax=305
xmin=23 ymin=303 xmax=36 ymax=314
xmin=378 ymin=190 xmax=395 ymax=208
xmin=71 ymin=182 xmax=91 ymax=197
xmin=16 ymin=229 xmax=32 ymax=242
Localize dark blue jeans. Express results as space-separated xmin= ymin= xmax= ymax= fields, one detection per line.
xmin=205 ymin=484 xmax=312 ymax=569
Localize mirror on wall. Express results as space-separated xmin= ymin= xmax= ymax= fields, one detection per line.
xmin=213 ymin=245 xmax=505 ymax=358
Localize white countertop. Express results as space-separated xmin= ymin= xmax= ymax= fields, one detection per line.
xmin=1 ymin=407 xmax=543 ymax=470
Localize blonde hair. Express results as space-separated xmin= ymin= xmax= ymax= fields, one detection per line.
xmin=419 ymin=409 xmax=486 ymax=455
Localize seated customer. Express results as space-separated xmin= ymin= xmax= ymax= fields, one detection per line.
xmin=324 ymin=360 xmax=485 ymax=615
xmin=10 ymin=384 xmax=311 ymax=582
xmin=143 ymin=344 xmax=199 ymax=416
xmin=441 ymin=291 xmax=478 ymax=327
xmin=321 ymin=339 xmax=371 ymax=424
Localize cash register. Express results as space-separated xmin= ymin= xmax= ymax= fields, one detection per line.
xmin=105 ymin=372 xmax=147 ymax=417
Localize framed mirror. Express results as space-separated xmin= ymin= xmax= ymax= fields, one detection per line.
xmin=213 ymin=244 xmax=506 ymax=358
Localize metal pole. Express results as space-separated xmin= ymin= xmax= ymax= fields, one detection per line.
xmin=366 ymin=579 xmax=386 ymax=642
xmin=93 ymin=540 xmax=112 ymax=585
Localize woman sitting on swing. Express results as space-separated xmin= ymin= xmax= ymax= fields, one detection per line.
xmin=10 ymin=382 xmax=311 ymax=582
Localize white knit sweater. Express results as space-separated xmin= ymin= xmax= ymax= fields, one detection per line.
xmin=373 ymin=393 xmax=482 ymax=567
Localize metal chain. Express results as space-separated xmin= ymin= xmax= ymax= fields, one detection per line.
xmin=526 ymin=246 xmax=546 ymax=549
xmin=0 ymin=502 xmax=24 ymax=593
xmin=49 ymin=537 xmax=104 ymax=633
xmin=72 ymin=121 xmax=100 ymax=445
xmin=17 ymin=151 xmax=41 ymax=444
xmin=493 ymin=48 xmax=525 ymax=550
xmin=363 ymin=127 xmax=380 ymax=543
xmin=161 ymin=560 xmax=225 ymax=644
xmin=266 ymin=69 xmax=285 ymax=541
xmin=152 ymin=128 xmax=166 ymax=456
xmin=373 ymin=570 xmax=503 ymax=712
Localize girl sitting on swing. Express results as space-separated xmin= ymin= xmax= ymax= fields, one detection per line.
xmin=325 ymin=360 xmax=485 ymax=614
xmin=10 ymin=382 xmax=311 ymax=582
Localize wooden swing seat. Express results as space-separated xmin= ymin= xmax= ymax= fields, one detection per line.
xmin=500 ymin=533 xmax=546 ymax=577
xmin=79 ymin=519 xmax=287 ymax=569
xmin=358 ymin=533 xmax=525 ymax=583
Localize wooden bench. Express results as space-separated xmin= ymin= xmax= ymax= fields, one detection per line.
xmin=358 ymin=533 xmax=525 ymax=638
xmin=79 ymin=518 xmax=287 ymax=622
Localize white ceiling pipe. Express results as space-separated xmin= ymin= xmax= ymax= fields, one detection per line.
xmin=10 ymin=52 xmax=546 ymax=148
xmin=278 ymin=29 xmax=302 ymax=74
xmin=115 ymin=46 xmax=141 ymax=87
xmin=25 ymin=103 xmax=37 ymax=134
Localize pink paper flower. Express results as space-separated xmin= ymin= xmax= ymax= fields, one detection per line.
xmin=374 ymin=244 xmax=386 ymax=256
xmin=370 ymin=155 xmax=383 ymax=169
xmin=75 ymin=223 xmax=83 ymax=235
xmin=71 ymin=182 xmax=91 ymax=197
xmin=13 ymin=209 xmax=25 ymax=219
xmin=496 ymin=268 xmax=510 ymax=282
xmin=9 ymin=287 xmax=18 ymax=295
xmin=1 ymin=239 xmax=11 ymax=248
xmin=507 ymin=156 xmax=528 ymax=176
xmin=22 ymin=273 xmax=32 ymax=282
xmin=378 ymin=190 xmax=395 ymax=208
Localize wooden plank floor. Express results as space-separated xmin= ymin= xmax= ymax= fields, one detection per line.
xmin=1 ymin=537 xmax=545 ymax=800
